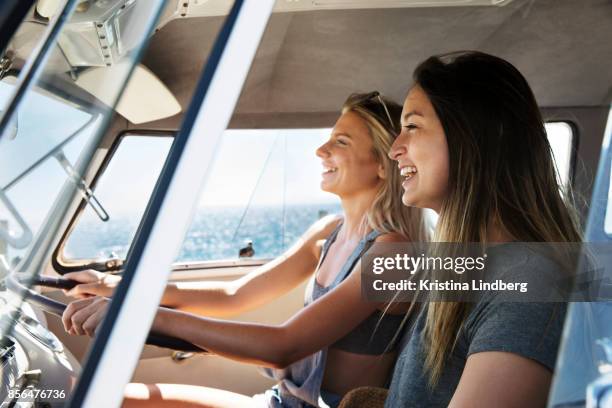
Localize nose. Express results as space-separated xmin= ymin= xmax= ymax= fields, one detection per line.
xmin=316 ymin=141 xmax=330 ymax=158
xmin=388 ymin=134 xmax=406 ymax=161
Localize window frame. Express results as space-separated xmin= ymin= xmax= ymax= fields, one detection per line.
xmin=600 ymin=109 xmax=612 ymax=239
xmin=54 ymin=127 xmax=343 ymax=274
xmin=52 ymin=129 xmax=176 ymax=274
xmin=51 ymin=127 xmax=290 ymax=275
xmin=548 ymin=109 xmax=612 ymax=406
xmin=69 ymin=3 xmax=277 ymax=405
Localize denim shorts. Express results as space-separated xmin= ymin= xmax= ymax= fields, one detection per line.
xmin=252 ymin=386 xmax=342 ymax=408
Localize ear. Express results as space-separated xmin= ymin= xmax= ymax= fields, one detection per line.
xmin=377 ymin=163 xmax=386 ymax=179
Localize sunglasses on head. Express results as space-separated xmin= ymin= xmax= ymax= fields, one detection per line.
xmin=348 ymin=91 xmax=397 ymax=134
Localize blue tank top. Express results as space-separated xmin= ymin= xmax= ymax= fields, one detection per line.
xmin=259 ymin=223 xmax=404 ymax=407
xmin=312 ymin=223 xmax=405 ymax=355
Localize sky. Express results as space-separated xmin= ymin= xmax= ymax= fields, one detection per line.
xmin=64 ymin=128 xmax=340 ymax=224
xmin=197 ymin=128 xmax=338 ymax=208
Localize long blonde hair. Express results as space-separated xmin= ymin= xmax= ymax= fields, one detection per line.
xmin=342 ymin=93 xmax=429 ymax=242
xmin=412 ymin=52 xmax=583 ymax=384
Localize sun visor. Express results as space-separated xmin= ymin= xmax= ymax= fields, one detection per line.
xmin=75 ymin=62 xmax=181 ymax=124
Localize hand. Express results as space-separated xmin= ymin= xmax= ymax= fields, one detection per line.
xmin=62 ymin=296 xmax=109 ymax=337
xmin=62 ymin=270 xmax=121 ymax=298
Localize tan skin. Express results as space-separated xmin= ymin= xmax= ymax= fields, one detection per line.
xmin=388 ymin=85 xmax=552 ymax=408
xmin=62 ymin=111 xmax=406 ymax=407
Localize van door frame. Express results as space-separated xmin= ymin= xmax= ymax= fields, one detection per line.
xmin=67 ymin=1 xmax=276 ymax=407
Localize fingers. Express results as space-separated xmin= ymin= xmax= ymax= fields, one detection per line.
xmin=63 ymin=271 xmax=121 ymax=298
xmin=62 ymin=297 xmax=108 ymax=335
xmin=63 ymin=297 xmax=96 ymax=334
xmin=81 ymin=304 xmax=108 ymax=337
xmin=65 ymin=282 xmax=104 ymax=298
xmin=69 ymin=297 xmax=108 ymax=336
xmin=64 ymin=270 xmax=103 ymax=284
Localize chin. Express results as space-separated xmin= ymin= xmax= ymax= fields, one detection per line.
xmin=401 ymin=193 xmax=413 ymax=206
xmin=320 ymin=182 xmax=335 ymax=194
xmin=401 ymin=193 xmax=420 ymax=208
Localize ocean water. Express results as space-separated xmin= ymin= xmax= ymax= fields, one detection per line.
xmin=65 ymin=203 xmax=343 ymax=262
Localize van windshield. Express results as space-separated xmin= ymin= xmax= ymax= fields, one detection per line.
xmin=0 ymin=81 xmax=97 ymax=187
xmin=0 ymin=0 xmax=169 ymax=274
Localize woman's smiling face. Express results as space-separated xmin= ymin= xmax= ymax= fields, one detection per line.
xmin=388 ymin=85 xmax=450 ymax=212
xmin=316 ymin=111 xmax=385 ymax=198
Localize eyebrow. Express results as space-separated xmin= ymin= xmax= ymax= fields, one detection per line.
xmin=333 ymin=132 xmax=352 ymax=138
xmin=402 ymin=110 xmax=424 ymax=121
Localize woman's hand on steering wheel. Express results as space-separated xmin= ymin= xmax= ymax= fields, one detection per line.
xmin=62 ymin=295 xmax=110 ymax=337
xmin=62 ymin=270 xmax=121 ymax=299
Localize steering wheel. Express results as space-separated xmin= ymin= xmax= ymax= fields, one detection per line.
xmin=5 ymin=273 xmax=207 ymax=353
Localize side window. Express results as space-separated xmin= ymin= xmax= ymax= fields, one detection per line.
xmin=58 ymin=129 xmax=341 ymax=267
xmin=60 ymin=134 xmax=172 ymax=263
xmin=545 ymin=121 xmax=575 ymax=188
xmin=59 ymin=123 xmax=575 ymax=266
xmin=177 ymin=129 xmax=341 ymax=262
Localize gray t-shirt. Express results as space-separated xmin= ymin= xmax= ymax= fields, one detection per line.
xmin=385 ymin=245 xmax=567 ymax=407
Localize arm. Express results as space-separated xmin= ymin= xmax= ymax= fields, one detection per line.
xmin=64 ymin=215 xmax=341 ymax=317
xmin=153 ymin=259 xmax=378 ymax=368
xmin=63 ymin=260 xmax=378 ymax=368
xmin=448 ymin=352 xmax=551 ymax=408
xmin=449 ymin=299 xmax=565 ymax=408
xmin=63 ymin=232 xmax=406 ymax=368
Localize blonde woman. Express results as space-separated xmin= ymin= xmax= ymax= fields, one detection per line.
xmin=61 ymin=92 xmax=428 ymax=408
xmin=386 ymin=51 xmax=581 ymax=407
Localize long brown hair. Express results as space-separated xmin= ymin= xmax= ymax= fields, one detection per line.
xmin=412 ymin=52 xmax=582 ymax=384
xmin=342 ymin=92 xmax=429 ymax=242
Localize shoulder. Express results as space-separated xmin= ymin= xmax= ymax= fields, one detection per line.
xmin=463 ymin=300 xmax=566 ymax=371
xmin=374 ymin=231 xmax=409 ymax=243
xmin=308 ymin=214 xmax=343 ymax=239
xmin=486 ymin=243 xmax=567 ymax=294
xmin=300 ymin=214 xmax=342 ymax=251
xmin=486 ymin=243 xmax=561 ymax=273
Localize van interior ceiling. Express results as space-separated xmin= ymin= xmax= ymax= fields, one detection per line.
xmin=10 ymin=1 xmax=610 ymax=130
xmin=136 ymin=0 xmax=612 ymax=122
